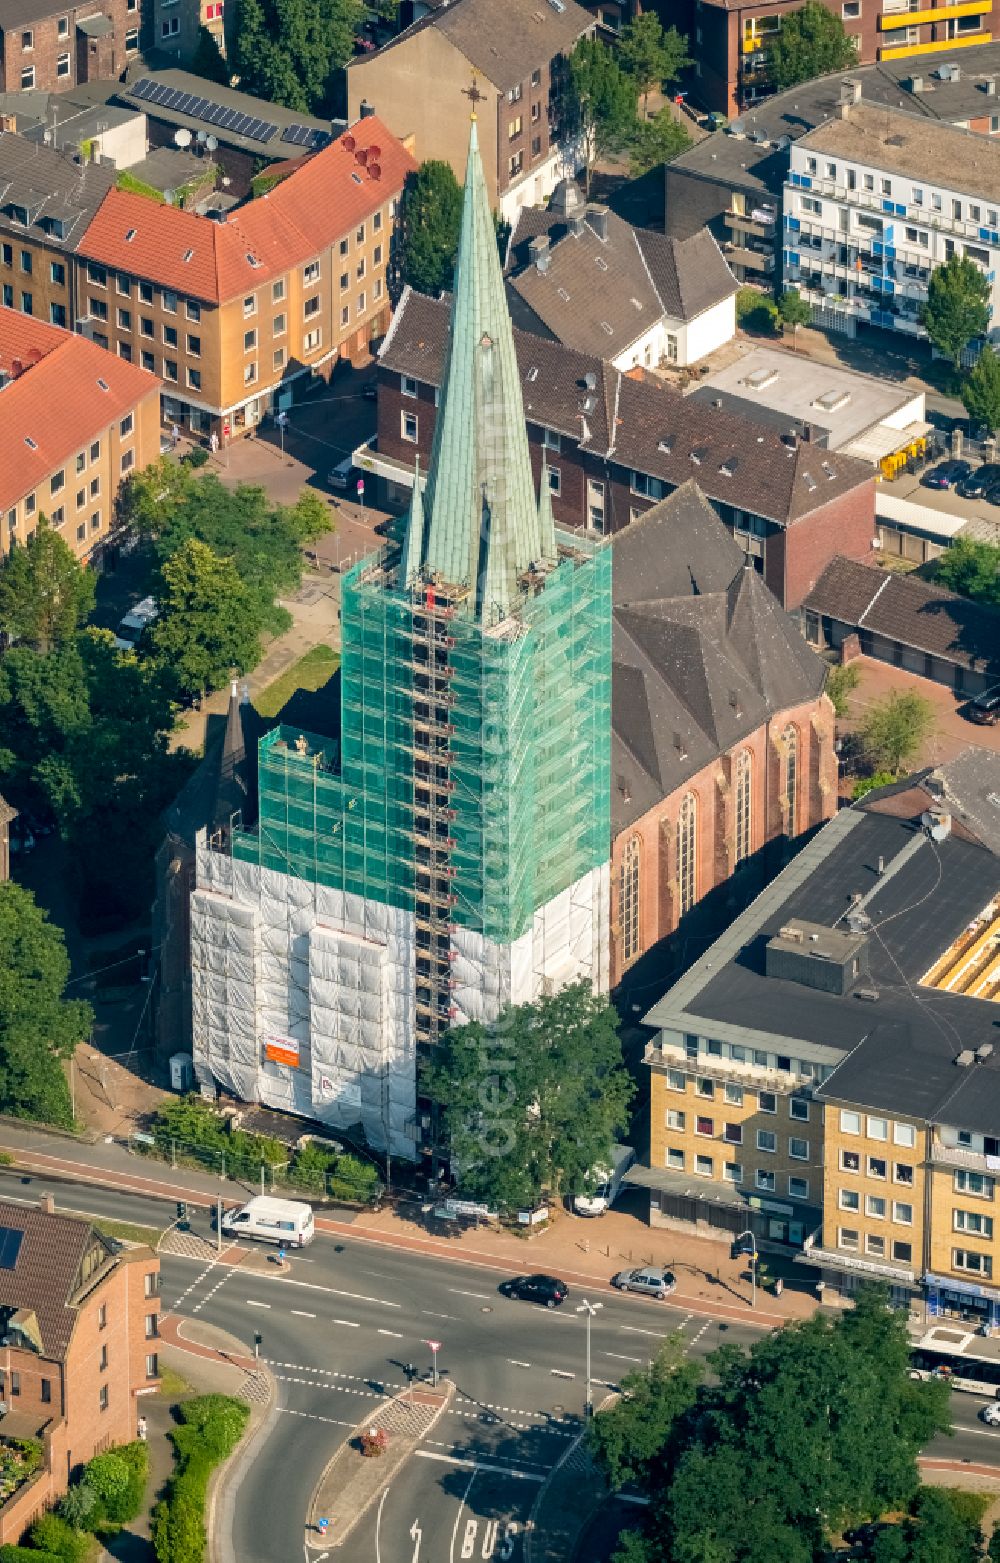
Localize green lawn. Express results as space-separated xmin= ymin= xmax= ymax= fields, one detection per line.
xmin=253 ymin=644 xmax=339 ymax=719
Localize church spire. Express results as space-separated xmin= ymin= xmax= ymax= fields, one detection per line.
xmin=416 ymin=113 xmax=544 ymax=622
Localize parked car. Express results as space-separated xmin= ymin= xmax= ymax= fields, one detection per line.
xmin=956 ymin=463 xmax=1000 ymax=498
xmin=327 ymin=456 xmax=361 ymax=492
xmin=498 ymin=1274 xmax=568 ymax=1308
xmin=965 ymin=685 xmax=1000 ymax=726
xmin=611 ymin=1266 xmax=676 ymax=1299
xmin=114 ymin=595 xmax=158 ymax=651
xmin=922 ymin=459 xmax=972 ymax=490
xmin=982 ymin=1401 xmax=1000 ymax=1426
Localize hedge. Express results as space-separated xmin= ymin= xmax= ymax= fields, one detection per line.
xmin=0 ymin=1549 xmax=61 ymax=1563
xmin=27 ymin=1515 xmax=89 ymax=1563
xmin=83 ymin=1441 xmax=148 ymax=1525
xmin=151 ymin=1396 xmax=249 ymax=1563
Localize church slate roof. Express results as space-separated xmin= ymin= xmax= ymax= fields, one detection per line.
xmin=611 ymin=482 xmax=827 ymax=835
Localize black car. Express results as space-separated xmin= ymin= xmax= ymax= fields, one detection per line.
xmin=965 ymin=685 xmax=1000 ymax=726
xmin=922 ymin=459 xmax=972 ymax=490
xmin=498 ymin=1274 xmax=569 ymax=1308
xmin=956 ymin=463 xmax=1000 ymax=498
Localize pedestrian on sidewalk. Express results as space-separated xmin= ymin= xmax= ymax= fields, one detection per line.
xmin=171 ymin=423 xmax=180 ymax=449
xmin=210 ymin=431 xmax=219 ymax=455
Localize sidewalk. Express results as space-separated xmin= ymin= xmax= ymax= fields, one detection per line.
xmin=0 ymin=1127 xmax=814 ymax=1330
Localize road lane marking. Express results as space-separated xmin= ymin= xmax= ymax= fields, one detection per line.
xmin=332 ymin=1318 xmax=360 ymax=1328
xmin=378 ymin=1328 xmax=403 ymax=1338
xmin=508 ymin=1360 xmax=531 ymax=1368
xmin=620 ymin=1326 xmax=668 ymax=1337
xmin=375 ymin=1489 xmax=388 ymax=1563
xmin=604 ymin=1353 xmax=642 ymax=1363
xmin=450 ymin=1466 xmax=476 ymax=1563
xmin=550 ymin=1369 xmax=575 ymax=1379
xmin=277 ymin=1406 xmax=355 ymax=1429
xmin=246 ymin=1300 xmax=270 ymax=1309
xmin=421 ymin=1310 xmax=459 ymax=1321
xmin=291 ymin=1310 xmax=316 ymax=1319
xmin=417 ymin=1450 xmax=545 ymax=1481
xmin=448 ymin=1288 xmax=491 ymax=1300
xmin=254 ymin=1275 xmax=402 ymax=1308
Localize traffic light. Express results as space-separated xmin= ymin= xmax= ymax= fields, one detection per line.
xmin=253 ymin=1331 xmax=263 ymax=1359
xmin=176 ymin=1202 xmax=188 ymax=1223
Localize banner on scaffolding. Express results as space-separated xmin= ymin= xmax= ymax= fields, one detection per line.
xmin=263 ymin=1034 xmax=300 ymax=1068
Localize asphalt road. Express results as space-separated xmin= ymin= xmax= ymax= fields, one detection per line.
xmin=5 ymin=1170 xmax=1000 ymax=1562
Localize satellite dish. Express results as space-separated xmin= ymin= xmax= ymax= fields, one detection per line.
xmin=196 ymin=130 xmax=207 ymax=143
xmin=174 ymin=127 xmax=192 ymax=147
xmin=205 ymin=135 xmax=218 ymax=152
xmin=776 ymin=135 xmax=790 ymax=150
xmin=221 ymin=175 xmax=231 ymax=187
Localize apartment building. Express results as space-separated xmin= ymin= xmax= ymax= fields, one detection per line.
xmin=75 ymin=115 xmax=415 ymax=438
xmin=0 ymin=0 xmax=138 ymax=94
xmin=371 ymin=288 xmax=876 ymax=607
xmin=640 ymin=752 xmax=1000 ymax=1294
xmin=0 ymin=131 xmax=113 ymax=330
xmin=783 ymin=90 xmax=1000 ymax=339
xmin=346 ymin=0 xmax=592 ymax=222
xmin=694 ymin=0 xmax=998 ymax=117
xmin=0 ymin=1197 xmax=160 ymax=1544
xmin=0 ymin=305 xmax=160 ymax=561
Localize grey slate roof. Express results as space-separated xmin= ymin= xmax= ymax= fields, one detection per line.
xmin=0 ymin=130 xmax=114 ymax=253
xmin=506 ymin=203 xmax=736 ymax=359
xmin=354 ymin=0 xmax=592 ymax=92
xmin=611 ymin=482 xmax=827 ymax=833
xmin=804 ymin=556 xmax=1000 ymax=676
xmin=380 ymin=290 xmax=872 ymax=528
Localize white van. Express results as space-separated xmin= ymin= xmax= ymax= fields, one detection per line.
xmin=573 ymin=1144 xmax=636 ymax=1217
xmin=114 ymin=595 xmax=158 ymax=651
xmin=220 ymin=1195 xmax=315 ymax=1247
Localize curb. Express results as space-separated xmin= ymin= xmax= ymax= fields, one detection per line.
xmin=0 ymin=1142 xmax=796 ymax=1328
xmin=524 ymin=1391 xmax=616 ymax=1563
xmin=305 ymin=1379 xmax=456 ymax=1551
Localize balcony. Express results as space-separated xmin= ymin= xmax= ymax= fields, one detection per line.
xmin=929 ymin=1140 xmax=1000 ymax=1174
xmin=880 ymin=27 xmax=991 ymax=56
xmin=725 ymin=243 xmax=775 ymax=274
xmin=725 ymin=206 xmax=777 ymax=233
xmin=644 ymin=1038 xmax=810 ymax=1092
xmin=799 ymin=1230 xmax=916 ymax=1284
xmin=880 ymin=0 xmax=990 ymax=25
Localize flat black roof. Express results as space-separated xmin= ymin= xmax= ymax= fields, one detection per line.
xmin=645 ymin=806 xmax=1000 ymax=1130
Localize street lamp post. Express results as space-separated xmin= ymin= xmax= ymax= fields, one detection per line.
xmin=576 ymin=1299 xmax=603 ymax=1417
xmin=734 ymin=1228 xmax=758 ymax=1309
xmin=423 ymin=1339 xmax=441 ymax=1388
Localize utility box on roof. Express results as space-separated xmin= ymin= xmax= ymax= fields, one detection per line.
xmin=765 ymin=919 xmax=869 ymax=996
xmin=169 ymin=1053 xmax=194 ymax=1092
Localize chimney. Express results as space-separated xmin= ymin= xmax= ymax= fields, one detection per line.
xmin=587 ymin=204 xmax=609 ymax=242
xmin=841 ymin=78 xmax=862 ymax=105
xmin=0 ymin=112 xmax=14 ymax=134
xmin=359 ymin=98 xmax=376 ymax=119
xmin=988 ymin=78 xmax=998 ymax=96
xmin=528 ymin=234 xmax=551 ymax=272
xmin=570 ymin=210 xmax=586 ymax=236
xmin=909 ymin=76 xmax=923 ymax=94
xmin=40 ymin=1193 xmax=55 ymax=1215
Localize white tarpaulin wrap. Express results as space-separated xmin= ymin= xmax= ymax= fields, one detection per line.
xmin=190 ymin=837 xmax=606 ymax=1159
xmin=190 ymin=833 xmax=416 ymax=1157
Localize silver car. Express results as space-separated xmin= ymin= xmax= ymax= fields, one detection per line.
xmin=611 ymin=1266 xmax=676 ymax=1299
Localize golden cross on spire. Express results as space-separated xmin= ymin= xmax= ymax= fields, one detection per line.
xmin=463 ymin=72 xmax=484 ymax=121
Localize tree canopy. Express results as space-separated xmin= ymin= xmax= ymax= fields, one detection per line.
xmin=628 ymin=108 xmax=691 ymax=177
xmin=568 ymin=37 xmax=638 ymax=194
xmin=765 ymin=2 xmax=858 ymax=90
xmin=593 ymin=1286 xmax=952 ymax=1563
xmin=961 ymin=346 xmax=1000 ymax=433
xmin=398 ymin=161 xmax=464 ymax=296
xmin=933 ymin=534 xmax=1000 ymax=607
xmin=919 ymin=254 xmax=991 ymax=369
xmin=0 ymin=523 xmax=95 ymax=653
xmin=421 ymin=982 xmax=632 ymax=1210
xmin=859 ymin=690 xmax=935 ymax=776
xmin=778 ymin=288 xmax=813 ymax=334
xmin=233 ymin=0 xmax=362 ymax=113
xmin=618 ymin=14 xmax=690 ymax=113
xmin=0 ymin=882 xmax=92 ymax=1126
xmin=150 ymin=539 xmax=265 ymax=701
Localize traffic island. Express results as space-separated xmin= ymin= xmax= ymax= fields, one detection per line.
xmin=305 ymin=1378 xmax=455 ymax=1551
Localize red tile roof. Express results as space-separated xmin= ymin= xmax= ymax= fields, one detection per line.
xmin=0 ymin=308 xmax=159 ymax=514
xmin=78 ymin=117 xmax=416 ymax=306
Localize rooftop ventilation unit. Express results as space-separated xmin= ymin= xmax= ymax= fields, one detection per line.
xmin=921 ymin=807 xmax=952 ymax=841
xmin=978 ymin=1043 xmax=995 ymax=1060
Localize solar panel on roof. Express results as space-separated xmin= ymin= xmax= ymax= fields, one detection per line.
xmin=245 ymin=117 xmax=263 ymax=138
xmin=175 ymin=94 xmax=195 ymax=114
xmin=149 ymin=83 xmax=171 ymax=104
xmin=130 ymin=77 xmax=155 ymax=101
xmin=219 ymin=108 xmax=239 ymax=129
xmin=258 ymin=123 xmax=279 ymax=144
xmin=0 ymin=1227 xmax=24 ymax=1271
